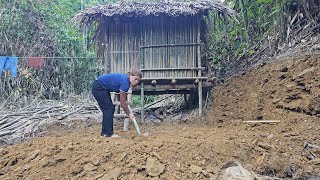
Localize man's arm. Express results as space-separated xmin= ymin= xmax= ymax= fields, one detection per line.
xmin=119 ymin=91 xmax=131 ymax=116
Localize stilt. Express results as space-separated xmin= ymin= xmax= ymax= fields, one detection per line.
xmin=141 ymin=82 xmax=145 ymax=122
xmin=198 ymin=80 xmax=202 ymax=116
xmin=196 ymin=16 xmax=202 ymax=116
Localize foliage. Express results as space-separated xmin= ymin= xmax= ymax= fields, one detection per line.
xmin=0 ymin=0 xmax=115 ymax=57
xmin=0 ymin=0 xmax=111 ymax=107
xmin=206 ymin=0 xmax=320 ymax=77
xmin=0 ymin=0 xmax=162 ymax=108
xmin=132 ymin=95 xmax=157 ymax=107
xmin=2 ymin=0 xmax=318 ymax=108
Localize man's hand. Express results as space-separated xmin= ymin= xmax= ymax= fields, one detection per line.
xmin=129 ymin=112 xmax=135 ymax=121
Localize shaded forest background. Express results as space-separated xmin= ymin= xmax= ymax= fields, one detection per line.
xmin=0 ymin=0 xmax=319 ymax=108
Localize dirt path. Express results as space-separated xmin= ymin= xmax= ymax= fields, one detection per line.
xmin=0 ymin=54 xmax=319 ymax=179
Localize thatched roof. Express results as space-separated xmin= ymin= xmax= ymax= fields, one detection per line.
xmin=73 ymin=0 xmax=236 ymax=26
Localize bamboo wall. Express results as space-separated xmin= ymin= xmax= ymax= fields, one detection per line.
xmin=105 ymin=15 xmax=201 ymax=79
xmin=105 ymin=18 xmax=140 ymax=74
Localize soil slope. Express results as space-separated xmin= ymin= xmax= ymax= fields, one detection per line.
xmin=0 ymin=54 xmax=319 ymax=179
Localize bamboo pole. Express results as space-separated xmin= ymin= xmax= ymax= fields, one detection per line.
xmin=0 ymin=131 xmax=12 ymax=137
xmin=104 ymin=30 xmax=109 ymax=73
xmin=161 ymin=16 xmax=164 ymax=78
xmin=141 ymin=77 xmax=208 ymax=80
xmin=187 ymin=18 xmax=191 ymax=77
xmin=110 ymin=24 xmax=113 ymax=73
xmin=114 ymin=23 xmax=117 ymax=73
xmin=151 ymin=18 xmax=154 ymax=78
xmin=192 ymin=17 xmax=195 ymax=77
xmin=177 ymin=18 xmax=180 ymax=77
xmin=58 ymin=106 xmax=84 ymax=120
xmin=197 ymin=15 xmax=202 ymax=116
xmin=0 ymin=119 xmax=29 ymax=132
xmin=243 ymin=120 xmax=280 ymax=123
xmin=141 ymin=67 xmax=205 ymax=71
xmin=189 ymin=17 xmax=193 ymax=77
xmin=140 ymin=18 xmax=145 ymax=122
xmin=140 ymin=43 xmax=202 ymax=49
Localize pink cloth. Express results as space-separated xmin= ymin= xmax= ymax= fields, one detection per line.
xmin=27 ymin=57 xmax=44 ymax=67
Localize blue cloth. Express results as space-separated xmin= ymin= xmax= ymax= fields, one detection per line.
xmin=0 ymin=57 xmax=7 ymax=77
xmin=97 ymin=73 xmax=130 ymax=93
xmin=150 ymin=115 xmax=157 ymax=120
xmin=0 ymin=56 xmax=18 ymax=77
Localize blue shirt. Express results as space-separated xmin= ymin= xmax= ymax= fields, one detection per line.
xmin=97 ymin=73 xmax=130 ymax=93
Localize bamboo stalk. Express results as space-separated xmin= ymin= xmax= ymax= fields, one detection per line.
xmin=0 ymin=114 xmax=8 ymax=121
xmin=0 ymin=131 xmax=13 ymax=137
xmin=0 ymin=118 xmax=9 ymax=126
xmin=140 ymin=43 xmax=202 ymax=49
xmin=243 ymin=120 xmax=281 ymax=123
xmin=0 ymin=119 xmax=30 ymax=132
xmin=141 ymin=77 xmax=208 ymax=80
xmin=187 ymin=18 xmax=190 ymax=77
xmin=141 ymin=67 xmax=205 ymax=71
xmin=58 ymin=106 xmax=84 ymax=120
xmin=0 ymin=118 xmax=21 ymax=130
xmin=13 ymin=120 xmax=34 ymax=133
xmin=197 ymin=15 xmax=202 ymax=116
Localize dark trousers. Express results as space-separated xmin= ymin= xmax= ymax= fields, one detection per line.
xmin=92 ymin=80 xmax=115 ymax=136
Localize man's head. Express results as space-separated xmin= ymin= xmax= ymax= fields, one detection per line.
xmin=128 ymin=70 xmax=142 ymax=86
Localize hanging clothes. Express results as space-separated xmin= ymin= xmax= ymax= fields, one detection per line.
xmin=0 ymin=56 xmax=7 ymax=74
xmin=26 ymin=57 xmax=44 ymax=68
xmin=0 ymin=56 xmax=18 ymax=78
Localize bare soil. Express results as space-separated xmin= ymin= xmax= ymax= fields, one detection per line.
xmin=0 ymin=54 xmax=319 ymax=179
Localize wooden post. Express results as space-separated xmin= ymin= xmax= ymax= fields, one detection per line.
xmin=141 ymin=82 xmax=145 ymax=122
xmin=140 ymin=40 xmax=145 ymax=122
xmin=140 ymin=51 xmax=145 ymax=122
xmin=197 ymin=16 xmax=202 ymax=116
xmin=184 ymin=93 xmax=187 ymax=104
xmin=198 ymin=81 xmax=202 ymax=116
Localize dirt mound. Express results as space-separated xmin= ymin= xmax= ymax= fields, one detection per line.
xmin=209 ymin=54 xmax=320 ymax=122
xmin=0 ymin=54 xmax=319 ymax=179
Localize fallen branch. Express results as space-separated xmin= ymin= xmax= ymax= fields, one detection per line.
xmin=303 ymin=142 xmax=320 ymax=150
xmin=0 ymin=130 xmax=13 ymax=137
xmin=144 ymin=95 xmax=175 ymax=109
xmin=0 ymin=117 xmax=23 ymax=130
xmin=13 ymin=120 xmax=35 ymax=134
xmin=0 ymin=118 xmax=8 ymax=126
xmin=32 ymin=119 xmax=50 ymax=134
xmin=58 ymin=106 xmax=84 ymax=120
xmin=0 ymin=102 xmax=100 ymax=139
xmin=0 ymin=114 xmax=8 ymax=121
xmin=1 ymin=119 xmax=30 ymax=132
xmin=243 ymin=120 xmax=280 ymax=123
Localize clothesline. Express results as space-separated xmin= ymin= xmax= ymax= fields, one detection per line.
xmin=1 ymin=56 xmax=105 ymax=77
xmin=17 ymin=57 xmax=104 ymax=60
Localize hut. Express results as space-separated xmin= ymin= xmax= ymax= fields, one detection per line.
xmin=73 ymin=0 xmax=235 ymax=119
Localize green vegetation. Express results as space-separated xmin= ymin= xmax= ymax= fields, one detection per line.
xmin=207 ymin=0 xmax=319 ymax=77
xmin=0 ymin=0 xmax=108 ymax=107
xmin=0 ymin=0 xmax=103 ymax=57
xmin=0 ymin=0 xmax=318 ymax=107
xmin=132 ymin=95 xmax=157 ymax=107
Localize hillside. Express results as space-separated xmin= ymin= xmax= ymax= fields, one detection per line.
xmin=0 ymin=53 xmax=319 ymax=179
